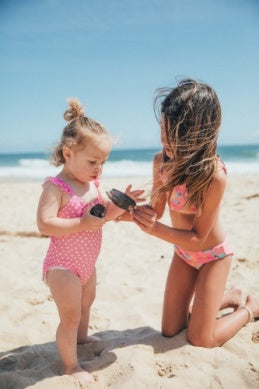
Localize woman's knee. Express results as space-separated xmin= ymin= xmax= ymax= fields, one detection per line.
xmin=162 ymin=329 xmax=175 ymax=338
xmin=187 ymin=329 xmax=215 ymax=348
xmin=161 ymin=323 xmax=183 ymax=338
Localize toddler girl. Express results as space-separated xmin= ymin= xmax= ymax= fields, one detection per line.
xmin=37 ymin=98 xmax=144 ymax=382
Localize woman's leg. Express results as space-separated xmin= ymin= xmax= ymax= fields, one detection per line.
xmin=77 ymin=269 xmax=97 ymax=344
xmin=162 ymin=252 xmax=198 ymax=337
xmin=187 ymin=256 xmax=258 ymax=348
xmin=189 ymin=288 xmax=243 ymax=315
xmin=47 ymin=269 xmax=93 ymax=382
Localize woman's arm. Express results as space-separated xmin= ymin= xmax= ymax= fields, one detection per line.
xmin=106 ymin=152 xmax=166 ymax=222
xmin=37 ymin=183 xmax=105 ymax=236
xmin=132 ymin=169 xmax=226 ymax=251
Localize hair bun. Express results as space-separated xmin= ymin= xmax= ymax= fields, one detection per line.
xmin=64 ymin=98 xmax=85 ymax=122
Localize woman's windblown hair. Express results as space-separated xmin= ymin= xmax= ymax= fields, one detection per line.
xmin=153 ymin=79 xmax=222 ymax=213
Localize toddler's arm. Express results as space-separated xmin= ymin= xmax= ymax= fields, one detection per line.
xmin=37 ymin=182 xmax=105 ymax=236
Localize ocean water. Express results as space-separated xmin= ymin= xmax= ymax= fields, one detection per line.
xmin=0 ymin=145 xmax=258 ymax=180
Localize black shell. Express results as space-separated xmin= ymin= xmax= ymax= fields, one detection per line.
xmin=106 ymin=188 xmax=136 ymax=211
xmin=90 ymin=203 xmax=106 ymax=218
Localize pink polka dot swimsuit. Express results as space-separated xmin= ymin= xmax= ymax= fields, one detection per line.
xmin=42 ymin=177 xmax=103 ymax=285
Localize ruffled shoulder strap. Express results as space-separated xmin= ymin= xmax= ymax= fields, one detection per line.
xmin=43 ymin=177 xmax=75 ymax=195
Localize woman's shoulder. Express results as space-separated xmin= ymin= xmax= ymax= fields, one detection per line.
xmin=206 ymin=165 xmax=227 ymax=202
xmin=213 ymin=160 xmax=227 ymax=186
xmin=153 ymin=150 xmax=163 ymax=165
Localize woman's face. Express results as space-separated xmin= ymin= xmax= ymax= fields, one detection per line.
xmin=160 ymin=114 xmax=175 ymax=159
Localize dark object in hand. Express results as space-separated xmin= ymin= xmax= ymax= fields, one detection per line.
xmin=90 ymin=203 xmax=106 ymax=218
xmin=106 ymin=188 xmax=136 ymax=211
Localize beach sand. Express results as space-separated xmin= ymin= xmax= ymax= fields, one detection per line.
xmin=0 ymin=175 xmax=258 ymax=389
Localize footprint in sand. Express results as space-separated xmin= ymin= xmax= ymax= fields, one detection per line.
xmin=155 ymin=360 xmax=175 ymax=378
xmin=27 ymin=297 xmax=46 ymax=305
xmin=107 ymin=362 xmax=134 ymax=386
xmin=245 ymin=193 xmax=259 ymax=200
xmin=252 ymin=331 xmax=259 ymax=343
xmin=237 ymin=258 xmax=247 ymax=263
xmin=27 ymin=294 xmax=52 ymax=305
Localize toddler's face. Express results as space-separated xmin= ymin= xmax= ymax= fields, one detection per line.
xmin=70 ymin=136 xmax=111 ymax=183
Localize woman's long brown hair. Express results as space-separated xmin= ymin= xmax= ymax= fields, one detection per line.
xmin=152 ymin=79 xmax=222 ymax=213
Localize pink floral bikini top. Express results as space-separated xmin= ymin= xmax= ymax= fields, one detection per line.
xmin=160 ymin=159 xmax=227 ymax=214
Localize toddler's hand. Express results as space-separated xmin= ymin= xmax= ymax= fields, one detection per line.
xmin=132 ymin=205 xmax=157 ymax=233
xmin=80 ymin=210 xmax=106 ymax=231
xmin=125 ymin=185 xmax=146 ymax=205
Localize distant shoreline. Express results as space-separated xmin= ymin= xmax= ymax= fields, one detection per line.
xmin=0 ymin=145 xmax=258 ymax=180
xmin=1 ymin=143 xmax=259 ymax=156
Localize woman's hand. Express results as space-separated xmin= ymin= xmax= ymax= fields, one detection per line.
xmin=132 ymin=205 xmax=157 ymax=233
xmin=125 ymin=185 xmax=146 ymax=205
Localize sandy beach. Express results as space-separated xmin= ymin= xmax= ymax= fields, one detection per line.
xmin=0 ymin=174 xmax=258 ymax=389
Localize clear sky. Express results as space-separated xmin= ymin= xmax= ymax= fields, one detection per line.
xmin=1 ymin=0 xmax=259 ymax=153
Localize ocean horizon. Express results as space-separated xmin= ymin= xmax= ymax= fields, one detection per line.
xmin=0 ymin=144 xmax=258 ymax=180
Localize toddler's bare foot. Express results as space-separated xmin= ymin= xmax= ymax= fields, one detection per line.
xmin=65 ymin=366 xmax=94 ymax=383
xmin=77 ymin=335 xmax=100 ymax=344
xmin=245 ymin=295 xmax=259 ymax=320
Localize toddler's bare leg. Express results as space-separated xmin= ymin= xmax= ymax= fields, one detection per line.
xmin=77 ymin=269 xmax=98 ymax=344
xmin=47 ymin=269 xmax=93 ymax=383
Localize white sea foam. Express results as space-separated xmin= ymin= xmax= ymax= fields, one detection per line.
xmin=19 ymin=158 xmax=51 ymax=167
xmin=0 ymin=159 xmax=153 ymax=180
xmin=104 ymin=160 xmax=152 ymax=177
xmin=0 ymin=158 xmax=258 ymax=180
xmin=225 ymin=161 xmax=259 ymax=175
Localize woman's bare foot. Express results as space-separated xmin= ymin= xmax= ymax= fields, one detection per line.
xmin=220 ymin=288 xmax=243 ymax=310
xmin=188 ymin=288 xmax=243 ymax=316
xmin=245 ymin=295 xmax=259 ymax=320
xmin=77 ymin=335 xmax=100 ymax=345
xmin=65 ymin=366 xmax=94 ymax=383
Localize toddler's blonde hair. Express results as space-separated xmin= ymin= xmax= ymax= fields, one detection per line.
xmin=51 ymin=98 xmax=109 ymax=166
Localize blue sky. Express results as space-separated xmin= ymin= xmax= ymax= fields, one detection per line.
xmin=1 ymin=0 xmax=259 ymax=153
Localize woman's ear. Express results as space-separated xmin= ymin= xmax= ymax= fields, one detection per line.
xmin=62 ymin=146 xmax=71 ymax=161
